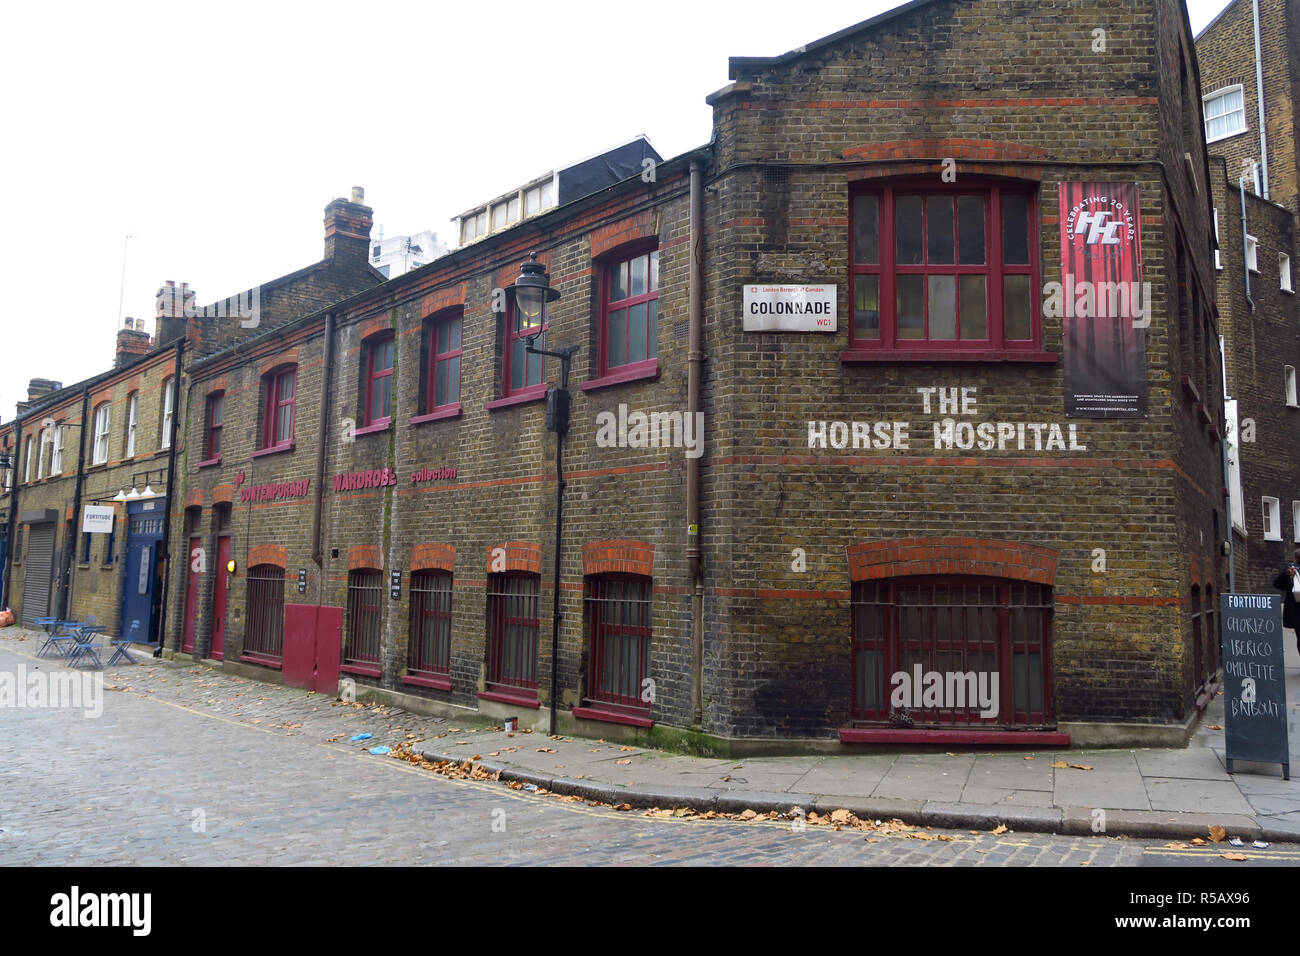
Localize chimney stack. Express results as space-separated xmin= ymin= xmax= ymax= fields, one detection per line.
xmin=116 ymin=316 xmax=152 ymax=367
xmin=155 ymin=279 xmax=195 ymax=346
xmin=16 ymin=378 xmax=63 ymax=416
xmin=323 ymin=187 xmax=374 ymax=263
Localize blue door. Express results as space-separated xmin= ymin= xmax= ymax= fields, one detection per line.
xmin=121 ymin=499 xmax=165 ymax=643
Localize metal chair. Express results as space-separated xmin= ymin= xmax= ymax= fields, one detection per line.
xmin=66 ymin=624 xmax=108 ymax=670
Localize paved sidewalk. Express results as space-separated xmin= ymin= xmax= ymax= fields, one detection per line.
xmin=6 ymin=625 xmax=1300 ymax=844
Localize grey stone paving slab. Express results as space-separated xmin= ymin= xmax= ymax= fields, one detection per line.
xmin=873 ymin=756 xmax=973 ymax=802
xmin=1144 ymin=777 xmax=1254 ymax=814
xmin=967 ymin=755 xmax=1055 ymax=791
xmin=959 ymin=787 xmax=1055 ymax=807
xmin=1052 ymin=755 xmax=1152 ymax=811
xmin=1133 ymin=747 xmax=1231 ymax=779
xmin=794 ymin=757 xmax=896 ymax=796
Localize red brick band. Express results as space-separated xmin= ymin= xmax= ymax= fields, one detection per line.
xmin=583 ymin=540 xmax=654 ymax=577
xmin=249 ymin=544 xmax=287 ymax=568
xmin=847 ymin=537 xmax=1058 ymax=585
xmin=421 ymin=283 xmax=466 ymax=317
xmin=349 ymin=545 xmax=383 ymax=570
xmin=411 ymin=543 xmax=455 ymax=573
xmin=590 ymin=212 xmax=657 ymax=258
xmin=487 ymin=540 xmax=542 ymax=574
xmin=260 ymin=350 xmax=299 ymax=375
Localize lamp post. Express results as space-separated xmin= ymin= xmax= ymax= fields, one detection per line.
xmin=512 ymin=253 xmax=579 ymax=735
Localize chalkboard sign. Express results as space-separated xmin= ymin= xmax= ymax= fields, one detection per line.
xmin=1221 ymin=592 xmax=1290 ymax=780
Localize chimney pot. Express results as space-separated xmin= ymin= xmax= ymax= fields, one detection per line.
xmin=352 ymin=186 xmax=364 ymax=203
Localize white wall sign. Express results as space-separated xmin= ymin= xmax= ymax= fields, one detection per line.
xmin=82 ymin=505 xmax=116 ymax=534
xmin=743 ymin=284 xmax=837 ymax=332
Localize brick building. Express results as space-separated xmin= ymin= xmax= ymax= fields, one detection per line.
xmin=0 ymin=193 xmax=383 ymax=646
xmin=1196 ymin=0 xmax=1300 ymax=598
xmin=161 ymin=0 xmax=1231 ymax=752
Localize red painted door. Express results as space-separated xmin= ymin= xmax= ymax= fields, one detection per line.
xmin=182 ymin=536 xmax=201 ymax=653
xmin=212 ymin=535 xmax=232 ymax=660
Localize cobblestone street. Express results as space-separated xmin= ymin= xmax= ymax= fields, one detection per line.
xmin=1 ymin=635 xmax=1294 ymax=867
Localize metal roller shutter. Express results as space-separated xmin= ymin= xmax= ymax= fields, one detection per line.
xmin=22 ymin=522 xmax=55 ymax=626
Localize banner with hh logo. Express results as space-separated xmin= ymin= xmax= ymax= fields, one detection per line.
xmin=1058 ymin=182 xmax=1147 ymax=418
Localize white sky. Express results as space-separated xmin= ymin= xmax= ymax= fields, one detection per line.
xmin=0 ymin=0 xmax=1231 ymax=421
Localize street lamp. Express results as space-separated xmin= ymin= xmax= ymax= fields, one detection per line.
xmin=511 ymin=252 xmax=580 ymax=735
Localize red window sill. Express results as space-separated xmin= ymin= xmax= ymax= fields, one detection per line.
xmin=485 ymin=387 xmax=547 ymax=411
xmin=401 ymin=672 xmax=452 ymax=691
xmin=239 ymin=653 xmax=283 ymax=670
xmin=353 ymin=420 xmax=391 ymax=437
xmin=1181 ymin=375 xmax=1202 ymax=403
xmin=572 ymin=705 xmax=654 ymax=728
xmin=341 ymin=662 xmax=381 ymax=678
xmin=841 ymin=350 xmax=1059 ymax=364
xmin=579 ymin=360 xmax=660 ymax=392
xmin=839 ymin=727 xmax=1070 ymax=746
xmin=251 ymin=442 xmax=295 ymax=459
xmin=410 ymin=404 xmax=462 ymax=425
xmin=198 ymin=456 xmax=222 ymax=468
xmin=477 ymin=688 xmax=541 ymax=709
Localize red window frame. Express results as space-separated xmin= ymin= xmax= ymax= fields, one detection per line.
xmin=362 ymin=334 xmax=395 ymax=427
xmin=599 ymin=246 xmax=659 ymax=376
xmin=485 ymin=572 xmax=539 ymax=695
xmin=204 ymin=391 xmax=224 ymax=460
xmin=850 ymin=576 xmax=1053 ymax=729
xmin=849 ymin=181 xmax=1041 ymax=355
xmin=345 ymin=568 xmax=383 ymax=668
xmin=261 ymin=366 xmax=296 ymax=449
xmin=425 ymin=310 xmax=462 ymax=414
xmin=408 ymin=570 xmax=452 ymax=678
xmin=502 ymin=299 xmax=546 ymax=399
xmin=585 ymin=574 xmax=652 ymax=715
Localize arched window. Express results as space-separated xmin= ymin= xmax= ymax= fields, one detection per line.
xmin=346 ymin=568 xmax=383 ymax=667
xmin=408 ymin=570 xmax=452 ymax=679
xmin=244 ymin=564 xmax=285 ymax=661
xmin=851 ymin=576 xmax=1052 ymax=728
xmin=360 ymin=334 xmax=394 ymax=428
xmin=485 ymin=572 xmax=539 ymax=696
xmin=584 ymin=574 xmax=652 ymax=715
xmin=260 ymin=365 xmax=296 ymax=450
xmin=92 ymin=403 xmax=111 ymax=465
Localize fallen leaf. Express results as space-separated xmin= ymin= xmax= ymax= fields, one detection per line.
xmin=1190 ymin=837 xmax=1207 ymax=846
xmin=488 ymin=752 xmax=500 ymax=757
xmin=830 ymin=808 xmax=854 ymax=825
xmin=1220 ymin=852 xmax=1248 ymax=861
xmin=1050 ymin=761 xmax=1069 ymax=769
xmin=1208 ymin=825 xmax=1227 ymax=843
xmin=615 ymin=759 xmax=632 ymax=765
xmin=740 ymin=809 xmax=758 ymax=820
xmin=721 ymin=776 xmax=731 ymax=782
xmin=619 ymin=746 xmax=637 ymax=752
xmin=1164 ymin=841 xmax=1190 ymax=849
xmin=537 ymin=747 xmax=557 ymax=754
xmin=1069 ymin=764 xmax=1093 ymax=771
xmin=1023 ymin=755 xmax=1034 ymax=760
xmin=991 ymin=824 xmax=1008 ymax=835
xmin=614 ymin=803 xmax=633 ymax=811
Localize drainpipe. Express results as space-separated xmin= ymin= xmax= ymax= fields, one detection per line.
xmin=311 ymin=312 xmax=335 ymax=574
xmin=153 ymin=338 xmax=185 ymax=653
xmin=1240 ymin=177 xmax=1254 ymax=313
xmin=2 ymin=417 xmax=26 ymax=610
xmin=1252 ymin=0 xmax=1270 ymax=200
xmin=688 ymin=157 xmax=704 ymax=725
xmin=56 ymin=387 xmax=91 ymax=621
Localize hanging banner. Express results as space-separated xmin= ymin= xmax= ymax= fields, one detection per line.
xmin=1058 ymin=182 xmax=1148 ymax=418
